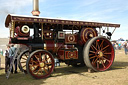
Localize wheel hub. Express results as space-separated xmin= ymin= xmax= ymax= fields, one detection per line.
xmin=98 ymin=51 xmax=103 ymax=57
xmin=89 ymin=34 xmax=93 ymax=37
xmin=39 ymin=62 xmax=45 ymax=68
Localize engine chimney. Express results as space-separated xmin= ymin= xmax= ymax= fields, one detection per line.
xmin=32 ymin=0 xmax=40 ymax=16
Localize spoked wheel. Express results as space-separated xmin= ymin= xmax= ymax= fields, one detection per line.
xmin=83 ymin=36 xmax=114 ymax=71
xmin=26 ymin=50 xmax=55 ymax=79
xmin=17 ymin=49 xmax=29 ymax=73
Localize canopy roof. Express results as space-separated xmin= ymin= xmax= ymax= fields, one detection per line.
xmin=5 ymin=14 xmax=120 ymax=28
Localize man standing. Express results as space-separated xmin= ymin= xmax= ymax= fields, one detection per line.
xmin=123 ymin=41 xmax=128 ymax=55
xmin=9 ymin=44 xmax=17 ymax=73
xmin=4 ymin=45 xmax=10 ymax=73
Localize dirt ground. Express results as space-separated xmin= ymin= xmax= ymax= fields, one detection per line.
xmin=0 ymin=49 xmax=128 ymax=85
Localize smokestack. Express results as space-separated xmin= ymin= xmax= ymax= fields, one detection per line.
xmin=32 ymin=0 xmax=40 ymax=16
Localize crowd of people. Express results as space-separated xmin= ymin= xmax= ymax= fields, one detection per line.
xmin=112 ymin=41 xmax=128 ymax=55
xmin=3 ymin=44 xmax=17 ymax=74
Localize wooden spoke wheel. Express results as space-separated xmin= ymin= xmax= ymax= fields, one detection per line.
xmin=83 ymin=36 xmax=114 ymax=71
xmin=26 ymin=50 xmax=55 ymax=79
xmin=17 ymin=49 xmax=29 ymax=73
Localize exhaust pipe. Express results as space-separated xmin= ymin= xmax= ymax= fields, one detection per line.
xmin=31 ymin=0 xmax=40 ymax=39
xmin=32 ymin=0 xmax=40 ymax=16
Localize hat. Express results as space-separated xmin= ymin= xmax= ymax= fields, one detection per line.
xmin=11 ymin=44 xmax=14 ymax=47
xmin=6 ymin=44 xmax=10 ymax=47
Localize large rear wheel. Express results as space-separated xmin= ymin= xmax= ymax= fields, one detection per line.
xmin=26 ymin=50 xmax=55 ymax=79
xmin=83 ymin=36 xmax=114 ymax=71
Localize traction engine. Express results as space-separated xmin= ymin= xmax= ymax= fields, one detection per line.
xmin=5 ymin=0 xmax=120 ymax=79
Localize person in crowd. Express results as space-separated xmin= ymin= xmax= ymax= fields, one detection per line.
xmin=54 ymin=57 xmax=60 ymax=67
xmin=126 ymin=41 xmax=128 ymax=53
xmin=112 ymin=42 xmax=115 ymax=49
xmin=0 ymin=49 xmax=3 ymax=56
xmin=123 ymin=41 xmax=128 ymax=55
xmin=3 ymin=45 xmax=10 ymax=73
xmin=9 ymin=44 xmax=17 ymax=73
xmin=118 ymin=43 xmax=121 ymax=50
xmin=115 ymin=43 xmax=118 ymax=50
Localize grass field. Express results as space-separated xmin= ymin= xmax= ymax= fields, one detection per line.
xmin=0 ymin=49 xmax=128 ymax=85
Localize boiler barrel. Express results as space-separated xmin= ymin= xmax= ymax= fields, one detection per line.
xmin=44 ymin=40 xmax=64 ymax=53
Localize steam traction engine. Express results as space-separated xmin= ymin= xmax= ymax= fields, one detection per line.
xmin=5 ymin=14 xmax=120 ymax=79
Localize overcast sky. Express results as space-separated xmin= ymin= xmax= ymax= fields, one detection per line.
xmin=0 ymin=0 xmax=128 ymax=40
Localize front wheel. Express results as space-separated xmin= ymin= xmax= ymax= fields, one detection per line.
xmin=17 ymin=49 xmax=29 ymax=73
xmin=83 ymin=36 xmax=114 ymax=71
xmin=26 ymin=50 xmax=55 ymax=79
